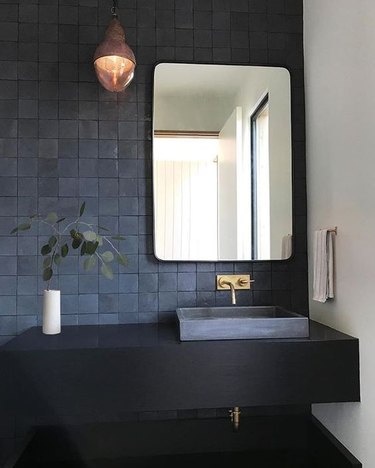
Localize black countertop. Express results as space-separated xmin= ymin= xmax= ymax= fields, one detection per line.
xmin=0 ymin=320 xmax=357 ymax=352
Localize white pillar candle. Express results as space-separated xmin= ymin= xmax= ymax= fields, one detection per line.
xmin=42 ymin=289 xmax=61 ymax=335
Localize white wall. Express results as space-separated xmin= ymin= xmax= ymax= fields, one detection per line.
xmin=154 ymin=94 xmax=234 ymax=132
xmin=235 ymin=67 xmax=292 ymax=259
xmin=217 ymin=107 xmax=241 ymax=259
xmin=304 ymin=1 xmax=375 ymax=466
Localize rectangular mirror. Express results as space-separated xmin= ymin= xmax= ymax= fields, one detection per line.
xmin=152 ymin=63 xmax=293 ymax=261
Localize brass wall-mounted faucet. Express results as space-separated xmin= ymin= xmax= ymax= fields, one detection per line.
xmin=216 ymin=274 xmax=254 ymax=305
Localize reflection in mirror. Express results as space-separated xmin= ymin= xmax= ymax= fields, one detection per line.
xmin=152 ymin=63 xmax=293 ymax=262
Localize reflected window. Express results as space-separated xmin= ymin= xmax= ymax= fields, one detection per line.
xmin=251 ymin=95 xmax=270 ymax=259
xmin=153 ymin=132 xmax=218 ymax=260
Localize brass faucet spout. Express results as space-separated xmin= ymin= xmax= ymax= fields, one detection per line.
xmin=218 ymin=278 xmax=236 ymax=305
xmin=228 ymin=282 xmax=236 ymax=305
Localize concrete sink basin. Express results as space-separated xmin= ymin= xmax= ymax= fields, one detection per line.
xmin=176 ymin=306 xmax=309 ymax=341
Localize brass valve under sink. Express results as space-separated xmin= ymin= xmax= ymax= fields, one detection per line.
xmin=229 ymin=406 xmax=241 ymax=431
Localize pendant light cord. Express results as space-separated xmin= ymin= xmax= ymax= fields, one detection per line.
xmin=111 ymin=0 xmax=119 ymax=17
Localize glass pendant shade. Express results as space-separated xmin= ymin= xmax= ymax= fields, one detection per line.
xmin=94 ymin=18 xmax=136 ymax=92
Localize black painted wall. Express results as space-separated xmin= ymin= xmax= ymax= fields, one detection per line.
xmin=0 ymin=0 xmax=307 ymax=344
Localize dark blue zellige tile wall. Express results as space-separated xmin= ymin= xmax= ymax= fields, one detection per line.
xmin=0 ymin=0 xmax=307 ymax=344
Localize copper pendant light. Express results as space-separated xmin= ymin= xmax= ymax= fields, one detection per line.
xmin=93 ymin=0 xmax=136 ymax=93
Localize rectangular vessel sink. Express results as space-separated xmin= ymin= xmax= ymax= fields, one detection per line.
xmin=177 ymin=306 xmax=309 ymax=341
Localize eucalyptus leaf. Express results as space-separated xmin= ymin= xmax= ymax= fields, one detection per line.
xmin=48 ymin=235 xmax=57 ymax=248
xmin=46 ymin=212 xmax=58 ymax=224
xmin=85 ymin=241 xmax=99 ymax=255
xmin=72 ymin=237 xmax=82 ymax=249
xmin=83 ymin=231 xmax=97 ymax=242
xmin=61 ymin=244 xmax=69 ymax=257
xmin=117 ymin=253 xmax=128 ymax=266
xmin=100 ymin=263 xmax=113 ymax=280
xmin=11 ymin=223 xmax=31 ymax=234
xmin=41 ymin=244 xmax=52 ymax=256
xmin=70 ymin=229 xmax=83 ymax=241
xmin=79 ymin=201 xmax=86 ymax=217
xmin=102 ymin=251 xmax=114 ymax=263
xmin=84 ymin=256 xmax=96 ymax=271
xmin=43 ymin=256 xmax=51 ymax=268
xmin=56 ymin=217 xmax=66 ymax=224
xmin=54 ymin=254 xmax=61 ymax=265
xmin=80 ymin=241 xmax=87 ymax=256
xmin=112 ymin=235 xmax=126 ymax=241
xmin=43 ymin=267 xmax=53 ymax=281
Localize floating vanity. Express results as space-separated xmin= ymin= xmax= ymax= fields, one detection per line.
xmin=0 ymin=319 xmax=360 ymax=467
xmin=1 ymin=320 xmax=359 ymax=421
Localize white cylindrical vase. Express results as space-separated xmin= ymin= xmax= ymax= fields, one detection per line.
xmin=42 ymin=289 xmax=61 ymax=335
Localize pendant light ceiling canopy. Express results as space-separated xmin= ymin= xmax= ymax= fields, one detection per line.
xmin=93 ymin=1 xmax=136 ymax=93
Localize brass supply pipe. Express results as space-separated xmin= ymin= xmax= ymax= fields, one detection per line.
xmin=229 ymin=406 xmax=241 ymax=431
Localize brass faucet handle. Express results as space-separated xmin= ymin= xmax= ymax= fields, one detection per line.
xmin=238 ymin=276 xmax=255 ymax=287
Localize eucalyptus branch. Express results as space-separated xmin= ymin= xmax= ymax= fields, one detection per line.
xmin=47 ymin=252 xmax=54 ymax=291
xmin=95 ymin=251 xmax=105 ymax=266
xmin=75 ymin=221 xmax=95 ymax=229
xmin=11 ymin=201 xmax=127 ymax=287
xmin=62 ymin=217 xmax=81 ymax=234
xmin=40 ymin=219 xmax=60 ymax=236
xmin=102 ymin=236 xmax=121 ymax=256
xmin=62 ymin=220 xmax=97 ymax=234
